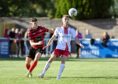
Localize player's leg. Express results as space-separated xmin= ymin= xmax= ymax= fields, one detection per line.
xmin=25 ymin=47 xmax=34 ymax=71
xmin=26 ymin=52 xmax=41 ymax=77
xmin=29 ymin=52 xmax=41 ymax=72
xmin=76 ymin=44 xmax=80 ymax=58
xmin=77 ymin=47 xmax=81 ymax=58
xmin=39 ymin=52 xmax=56 ymax=78
xmin=26 ymin=48 xmax=40 ymax=77
xmin=25 ymin=57 xmax=33 ymax=77
xmin=25 ymin=56 xmax=32 ymax=70
xmin=57 ymin=56 xmax=68 ymax=80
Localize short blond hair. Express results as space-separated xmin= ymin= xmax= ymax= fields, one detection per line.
xmin=62 ymin=15 xmax=69 ymax=18
xmin=62 ymin=15 xmax=70 ymax=22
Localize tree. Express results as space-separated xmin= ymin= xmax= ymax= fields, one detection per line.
xmin=0 ymin=0 xmax=115 ymax=19
xmin=55 ymin=0 xmax=115 ymax=19
xmin=0 ymin=0 xmax=55 ymax=17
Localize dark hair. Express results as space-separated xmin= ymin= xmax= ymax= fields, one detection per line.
xmin=90 ymin=38 xmax=95 ymax=45
xmin=31 ymin=18 xmax=37 ymax=22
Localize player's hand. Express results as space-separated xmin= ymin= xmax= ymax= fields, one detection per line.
xmin=13 ymin=39 xmax=16 ymax=43
xmin=37 ymin=41 xmax=43 ymax=45
xmin=80 ymin=44 xmax=84 ymax=48
xmin=43 ymin=46 xmax=49 ymax=50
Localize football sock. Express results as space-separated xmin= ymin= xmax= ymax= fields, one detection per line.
xmin=29 ymin=60 xmax=38 ymax=73
xmin=42 ymin=62 xmax=50 ymax=75
xmin=57 ymin=64 xmax=65 ymax=79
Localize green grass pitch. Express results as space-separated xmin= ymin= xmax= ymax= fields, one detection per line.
xmin=0 ymin=58 xmax=118 ymax=84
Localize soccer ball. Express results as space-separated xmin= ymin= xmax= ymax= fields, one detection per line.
xmin=68 ymin=8 xmax=78 ymax=17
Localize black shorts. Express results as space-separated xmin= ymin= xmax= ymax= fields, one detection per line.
xmin=28 ymin=47 xmax=44 ymax=60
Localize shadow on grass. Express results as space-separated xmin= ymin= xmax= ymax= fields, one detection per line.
xmin=30 ymin=76 xmax=118 ymax=80
xmin=61 ymin=76 xmax=118 ymax=79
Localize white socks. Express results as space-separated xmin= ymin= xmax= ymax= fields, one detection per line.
xmin=57 ymin=64 xmax=65 ymax=80
xmin=40 ymin=63 xmax=65 ymax=80
xmin=42 ymin=62 xmax=50 ymax=75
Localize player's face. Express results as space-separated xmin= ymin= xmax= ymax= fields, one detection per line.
xmin=62 ymin=16 xmax=69 ymax=25
xmin=31 ymin=21 xmax=38 ymax=29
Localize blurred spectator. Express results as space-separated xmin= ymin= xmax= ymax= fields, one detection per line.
xmin=85 ymin=29 xmax=92 ymax=39
xmin=101 ymin=32 xmax=110 ymax=47
xmin=3 ymin=28 xmax=9 ymax=38
xmin=76 ymin=29 xmax=83 ymax=58
xmin=24 ymin=29 xmax=30 ymax=55
xmin=8 ymin=28 xmax=16 ymax=55
xmin=85 ymin=29 xmax=95 ymax=45
xmin=111 ymin=36 xmax=115 ymax=39
xmin=14 ymin=28 xmax=22 ymax=57
xmin=45 ymin=32 xmax=50 ymax=56
xmin=49 ymin=29 xmax=54 ymax=54
xmin=110 ymin=33 xmax=115 ymax=39
xmin=19 ymin=28 xmax=25 ymax=56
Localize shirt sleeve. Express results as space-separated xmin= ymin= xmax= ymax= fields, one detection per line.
xmin=42 ymin=26 xmax=49 ymax=32
xmin=38 ymin=26 xmax=49 ymax=32
xmin=44 ymin=27 xmax=49 ymax=32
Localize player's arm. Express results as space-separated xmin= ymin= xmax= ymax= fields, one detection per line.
xmin=24 ymin=30 xmax=29 ymax=42
xmin=75 ymin=37 xmax=84 ymax=48
xmin=48 ymin=28 xmax=54 ymax=34
xmin=43 ymin=34 xmax=56 ymax=49
xmin=29 ymin=40 xmax=43 ymax=46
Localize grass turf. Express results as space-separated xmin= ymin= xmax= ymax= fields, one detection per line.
xmin=0 ymin=58 xmax=118 ymax=84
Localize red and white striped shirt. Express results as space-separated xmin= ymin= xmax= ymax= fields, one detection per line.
xmin=28 ymin=26 xmax=49 ymax=49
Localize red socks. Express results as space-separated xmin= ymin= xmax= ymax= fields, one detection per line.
xmin=29 ymin=61 xmax=38 ymax=73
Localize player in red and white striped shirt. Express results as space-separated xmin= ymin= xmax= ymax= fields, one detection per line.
xmin=39 ymin=15 xmax=83 ymax=80
xmin=25 ymin=18 xmax=53 ymax=77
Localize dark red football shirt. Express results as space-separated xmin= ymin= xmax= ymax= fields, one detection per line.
xmin=28 ymin=26 xmax=49 ymax=49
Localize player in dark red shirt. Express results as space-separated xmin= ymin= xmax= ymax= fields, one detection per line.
xmin=25 ymin=18 xmax=53 ymax=77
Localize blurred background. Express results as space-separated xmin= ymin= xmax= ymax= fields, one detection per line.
xmin=0 ymin=0 xmax=118 ymax=58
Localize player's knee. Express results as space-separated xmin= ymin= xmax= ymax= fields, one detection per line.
xmin=25 ymin=62 xmax=30 ymax=65
xmin=25 ymin=58 xmax=31 ymax=64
